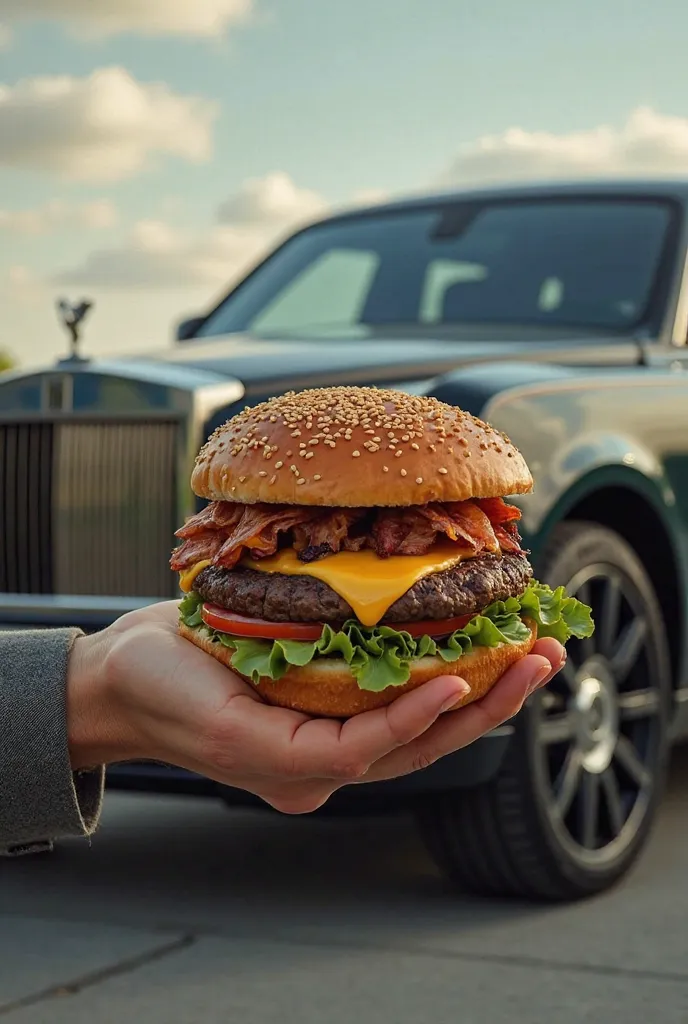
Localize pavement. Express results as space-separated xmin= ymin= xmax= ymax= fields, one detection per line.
xmin=1 ymin=752 xmax=688 ymax=1024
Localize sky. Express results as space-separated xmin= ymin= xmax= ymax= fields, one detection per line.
xmin=3 ymin=0 xmax=688 ymax=366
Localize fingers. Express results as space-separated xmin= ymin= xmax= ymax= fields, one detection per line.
xmin=210 ymin=674 xmax=470 ymax=782
xmin=362 ymin=652 xmax=554 ymax=783
xmin=531 ymin=637 xmax=566 ymax=682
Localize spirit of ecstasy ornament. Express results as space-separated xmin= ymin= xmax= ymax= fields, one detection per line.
xmin=56 ymin=297 xmax=93 ymax=361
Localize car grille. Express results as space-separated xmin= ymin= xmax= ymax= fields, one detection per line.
xmin=0 ymin=421 xmax=179 ymax=597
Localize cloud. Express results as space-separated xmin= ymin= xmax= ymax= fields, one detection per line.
xmin=441 ymin=106 xmax=688 ymax=185
xmin=0 ymin=0 xmax=253 ymax=38
xmin=55 ymin=172 xmax=329 ymax=290
xmin=0 ymin=67 xmax=217 ymax=181
xmin=217 ymin=171 xmax=327 ymax=228
xmin=0 ymin=198 xmax=117 ymax=234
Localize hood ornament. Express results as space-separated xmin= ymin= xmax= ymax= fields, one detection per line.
xmin=56 ymin=297 xmax=93 ymax=362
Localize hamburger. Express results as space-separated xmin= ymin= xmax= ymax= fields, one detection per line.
xmin=172 ymin=386 xmax=593 ymax=717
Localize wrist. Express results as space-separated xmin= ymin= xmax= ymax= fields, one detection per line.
xmin=66 ymin=631 xmax=140 ymax=770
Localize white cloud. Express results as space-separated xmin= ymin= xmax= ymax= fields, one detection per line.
xmin=217 ymin=171 xmax=327 ymax=228
xmin=442 ymin=107 xmax=688 ymax=185
xmin=0 ymin=198 xmax=117 ymax=234
xmin=56 ymin=172 xmax=329 ymax=290
xmin=0 ymin=67 xmax=216 ymax=181
xmin=0 ymin=0 xmax=253 ymax=38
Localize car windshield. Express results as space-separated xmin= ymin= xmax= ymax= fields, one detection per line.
xmin=195 ymin=197 xmax=675 ymax=339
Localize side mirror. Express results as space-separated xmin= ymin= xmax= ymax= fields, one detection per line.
xmin=175 ymin=315 xmax=205 ymax=342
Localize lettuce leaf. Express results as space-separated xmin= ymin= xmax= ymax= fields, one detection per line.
xmin=179 ymin=579 xmax=594 ymax=693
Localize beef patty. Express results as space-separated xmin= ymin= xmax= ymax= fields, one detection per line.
xmin=194 ymin=552 xmax=533 ymax=624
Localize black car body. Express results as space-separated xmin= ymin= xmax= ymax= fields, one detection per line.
xmin=3 ymin=179 xmax=688 ymax=899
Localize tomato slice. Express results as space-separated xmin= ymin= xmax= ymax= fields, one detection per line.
xmin=385 ymin=613 xmax=473 ymax=638
xmin=201 ymin=605 xmax=476 ymax=642
xmin=201 ymin=604 xmax=324 ymax=641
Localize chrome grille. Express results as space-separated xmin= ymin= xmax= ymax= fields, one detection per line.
xmin=0 ymin=423 xmax=54 ymax=593
xmin=1 ymin=421 xmax=179 ymax=597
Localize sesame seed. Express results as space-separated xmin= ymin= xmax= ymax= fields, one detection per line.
xmin=438 ymin=467 xmax=448 ymax=474
xmin=416 ymin=476 xmax=423 ymax=484
xmin=383 ymin=465 xmax=389 ymax=472
xmin=308 ymin=438 xmax=319 ymax=445
xmin=401 ymin=434 xmax=410 ymax=442
xmin=274 ymin=461 xmax=283 ymax=469
xmin=291 ymin=430 xmax=301 ymax=437
xmin=400 ymin=468 xmax=408 ymax=477
xmin=259 ymin=470 xmax=267 ymax=477
xmin=313 ymin=474 xmax=321 ymax=481
xmin=286 ymin=450 xmax=293 ymax=457
xmin=270 ymin=475 xmax=277 ymax=484
xmin=290 ymin=464 xmax=297 ymax=473
xmin=305 ymin=451 xmax=314 ymax=459
xmin=411 ymin=443 xmax=419 ymax=450
xmin=352 ymin=450 xmax=360 ymax=457
xmin=395 ymin=450 xmax=402 ymax=458
xmin=297 ymin=478 xmax=306 ymax=485
xmin=463 ymin=451 xmax=471 ymax=458
xmin=299 ymin=442 xmax=306 ymax=448
xmin=239 ymin=475 xmax=246 ymax=483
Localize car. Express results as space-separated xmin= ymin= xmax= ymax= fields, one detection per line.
xmin=2 ymin=178 xmax=688 ymax=901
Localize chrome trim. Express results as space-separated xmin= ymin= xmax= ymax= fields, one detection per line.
xmin=0 ymin=593 xmax=161 ymax=628
xmin=671 ymin=246 xmax=688 ymax=346
xmin=0 ymin=360 xmax=245 ymax=604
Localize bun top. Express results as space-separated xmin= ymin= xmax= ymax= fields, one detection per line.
xmin=191 ymin=386 xmax=533 ymax=507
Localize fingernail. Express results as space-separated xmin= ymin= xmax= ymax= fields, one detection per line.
xmin=441 ymin=682 xmax=470 ymax=712
xmin=528 ymin=662 xmax=552 ymax=695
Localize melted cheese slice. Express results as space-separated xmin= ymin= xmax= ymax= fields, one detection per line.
xmin=241 ymin=541 xmax=472 ymax=627
xmin=179 ymin=559 xmax=213 ymax=593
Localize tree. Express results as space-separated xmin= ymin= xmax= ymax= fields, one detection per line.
xmin=0 ymin=349 xmax=15 ymax=372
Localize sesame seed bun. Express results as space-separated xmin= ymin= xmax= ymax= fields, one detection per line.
xmin=178 ymin=618 xmax=537 ymax=718
xmin=190 ymin=386 xmax=532 ymax=507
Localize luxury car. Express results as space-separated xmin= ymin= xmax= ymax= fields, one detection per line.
xmin=3 ymin=179 xmax=688 ymax=901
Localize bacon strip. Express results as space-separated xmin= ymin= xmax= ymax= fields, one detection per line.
xmin=293 ymin=509 xmax=368 ymax=562
xmin=475 ymin=497 xmax=522 ymax=524
xmin=175 ymin=501 xmax=243 ymax=540
xmin=170 ymin=529 xmax=224 ymax=571
xmin=373 ymin=509 xmax=438 ymax=557
xmin=216 ymin=504 xmax=321 ymax=568
xmin=170 ymin=496 xmax=525 ymax=570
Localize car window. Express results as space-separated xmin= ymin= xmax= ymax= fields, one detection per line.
xmin=420 ymin=260 xmax=488 ymax=323
xmin=196 ymin=198 xmax=675 ymax=339
xmin=251 ymin=249 xmax=380 ymax=334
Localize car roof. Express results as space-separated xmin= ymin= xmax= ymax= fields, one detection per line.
xmin=319 ymin=177 xmax=688 ymax=227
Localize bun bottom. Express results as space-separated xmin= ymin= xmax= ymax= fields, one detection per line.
xmin=179 ymin=619 xmax=537 ymax=718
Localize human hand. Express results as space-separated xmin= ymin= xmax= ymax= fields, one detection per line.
xmin=67 ymin=601 xmax=565 ymax=814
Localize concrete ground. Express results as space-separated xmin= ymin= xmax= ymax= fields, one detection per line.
xmin=1 ymin=751 xmax=687 ymax=1024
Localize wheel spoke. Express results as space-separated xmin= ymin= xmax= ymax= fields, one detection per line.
xmin=539 ymin=712 xmax=577 ymax=744
xmin=599 ymin=574 xmax=622 ymax=657
xmin=579 ymin=771 xmax=600 ymax=849
xmin=618 ymin=688 xmax=660 ymax=721
xmin=601 ymin=767 xmax=626 ymax=834
xmin=555 ymin=749 xmax=583 ymax=817
xmin=614 ymin=735 xmax=651 ymax=788
xmin=610 ymin=616 xmax=648 ymax=683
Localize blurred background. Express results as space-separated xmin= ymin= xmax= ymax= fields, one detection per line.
xmin=3 ymin=0 xmax=688 ymax=368
xmin=3 ymin=4 xmax=688 ymax=1022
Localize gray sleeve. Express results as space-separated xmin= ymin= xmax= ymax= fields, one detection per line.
xmin=0 ymin=628 xmax=104 ymax=856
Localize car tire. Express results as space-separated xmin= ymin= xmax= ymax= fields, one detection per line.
xmin=415 ymin=521 xmax=672 ymax=901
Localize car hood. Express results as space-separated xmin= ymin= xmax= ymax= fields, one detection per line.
xmin=136 ymin=328 xmax=640 ymax=393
